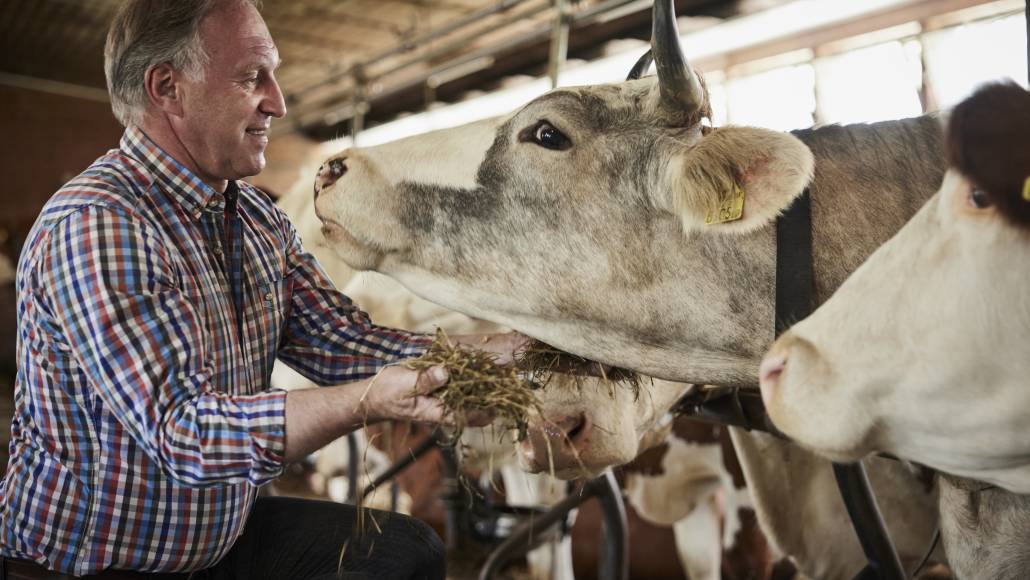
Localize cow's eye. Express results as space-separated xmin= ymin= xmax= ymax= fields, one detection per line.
xmin=521 ymin=121 xmax=572 ymax=151
xmin=969 ymin=188 xmax=992 ymax=209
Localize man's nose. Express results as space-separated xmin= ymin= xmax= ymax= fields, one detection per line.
xmin=313 ymin=156 xmax=348 ymax=202
xmin=262 ymin=75 xmax=287 ymax=119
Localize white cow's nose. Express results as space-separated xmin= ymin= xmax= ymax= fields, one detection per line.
xmin=758 ymin=351 xmax=786 ymax=399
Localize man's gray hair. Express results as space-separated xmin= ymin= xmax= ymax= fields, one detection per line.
xmin=104 ymin=0 xmax=261 ymax=127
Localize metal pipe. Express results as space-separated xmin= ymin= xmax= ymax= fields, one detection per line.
xmin=592 ymin=470 xmax=629 ymax=580
xmin=360 ymin=428 xmax=441 ymax=501
xmin=346 ymin=432 xmax=361 ymax=504
xmin=478 ymin=469 xmax=628 ymax=580
xmin=547 ymin=0 xmax=570 ymax=88
xmin=291 ymin=0 xmax=643 ymax=131
xmin=290 ymin=0 xmax=530 ymax=101
xmin=0 ymin=72 xmax=109 ymax=103
xmin=478 ymin=480 xmax=591 ymax=580
xmin=833 ymin=462 xmax=907 ymax=580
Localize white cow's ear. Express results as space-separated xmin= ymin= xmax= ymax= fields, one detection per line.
xmin=662 ymin=126 xmax=814 ymax=234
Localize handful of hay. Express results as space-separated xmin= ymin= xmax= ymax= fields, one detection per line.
xmin=404 ymin=329 xmax=542 ymax=442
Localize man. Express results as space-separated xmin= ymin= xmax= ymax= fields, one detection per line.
xmin=0 ymin=1 xmax=524 ymax=578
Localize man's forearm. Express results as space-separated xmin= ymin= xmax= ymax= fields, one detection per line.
xmin=283 ymin=379 xmax=374 ymax=464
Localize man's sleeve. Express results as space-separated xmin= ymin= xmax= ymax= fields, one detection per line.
xmin=42 ymin=205 xmax=286 ymax=488
xmin=275 ymin=221 xmax=431 ymax=386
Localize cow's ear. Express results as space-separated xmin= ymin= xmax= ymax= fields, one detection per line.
xmin=662 ymin=126 xmax=814 ymax=234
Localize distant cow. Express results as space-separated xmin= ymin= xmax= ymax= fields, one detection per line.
xmin=760 ymin=82 xmax=1030 ymax=580
xmin=311 ymin=0 xmax=946 ymax=575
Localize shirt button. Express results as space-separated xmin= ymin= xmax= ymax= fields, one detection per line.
xmin=213 ymin=247 xmax=223 ymax=256
xmin=264 ymin=292 xmax=273 ymax=301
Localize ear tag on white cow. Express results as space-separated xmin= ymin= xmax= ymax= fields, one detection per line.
xmin=1022 ymin=176 xmax=1030 ymax=201
xmin=705 ymin=183 xmax=745 ymax=225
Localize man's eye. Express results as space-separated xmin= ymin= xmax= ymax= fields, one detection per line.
xmin=969 ymin=188 xmax=992 ymax=209
xmin=521 ymin=121 xmax=572 ymax=151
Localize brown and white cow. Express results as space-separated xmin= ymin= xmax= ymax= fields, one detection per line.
xmin=759 ymin=81 xmax=1030 ymax=490
xmin=311 ymin=1 xmax=948 ymax=576
xmin=760 ymin=82 xmax=1030 ymax=579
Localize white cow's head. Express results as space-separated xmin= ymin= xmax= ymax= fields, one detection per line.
xmin=518 ymin=377 xmax=692 ymax=479
xmin=313 ymin=0 xmax=814 ymax=386
xmin=759 ymin=82 xmax=1030 ymax=492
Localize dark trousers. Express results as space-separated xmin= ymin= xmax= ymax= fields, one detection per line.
xmin=2 ymin=497 xmax=445 ymax=580
xmin=200 ymin=496 xmax=446 ymax=580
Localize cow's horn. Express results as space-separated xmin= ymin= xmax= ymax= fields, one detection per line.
xmin=652 ymin=0 xmax=703 ymax=118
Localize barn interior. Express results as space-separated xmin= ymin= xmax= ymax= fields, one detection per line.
xmin=0 ymin=0 xmax=1027 ymax=578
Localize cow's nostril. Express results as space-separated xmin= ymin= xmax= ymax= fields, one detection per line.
xmin=759 ymin=352 xmax=787 ymax=398
xmin=564 ymin=413 xmax=589 ymax=445
xmin=328 ymin=158 xmax=347 ymax=179
xmin=314 ymin=157 xmax=349 ymax=201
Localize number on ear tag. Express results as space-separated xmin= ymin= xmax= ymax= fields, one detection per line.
xmin=705 ymin=184 xmax=745 ymax=225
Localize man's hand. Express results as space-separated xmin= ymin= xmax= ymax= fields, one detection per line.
xmin=450 ymin=331 xmax=532 ymax=365
xmin=361 ymin=364 xmax=451 ymax=424
xmin=363 ymin=364 xmax=497 ymax=428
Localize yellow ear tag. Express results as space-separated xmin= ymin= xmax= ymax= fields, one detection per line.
xmin=705 ymin=183 xmax=746 ymax=225
xmin=1022 ymin=176 xmax=1030 ymax=201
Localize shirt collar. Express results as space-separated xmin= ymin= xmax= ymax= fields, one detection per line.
xmin=120 ymin=126 xmax=228 ymax=219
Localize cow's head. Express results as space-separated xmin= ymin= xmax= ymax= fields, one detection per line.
xmin=759 ymin=82 xmax=1030 ymax=492
xmin=313 ymin=0 xmax=814 ymax=385
xmin=518 ymin=377 xmax=692 ymax=479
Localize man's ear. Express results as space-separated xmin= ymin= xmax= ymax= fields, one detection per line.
xmin=661 ymin=126 xmax=814 ymax=234
xmin=144 ymin=63 xmax=184 ymax=118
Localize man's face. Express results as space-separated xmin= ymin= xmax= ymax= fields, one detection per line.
xmin=176 ymin=1 xmax=285 ymax=185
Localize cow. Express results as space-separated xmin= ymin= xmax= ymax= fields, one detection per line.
xmin=758 ymin=80 xmax=1030 ymax=492
xmin=310 ymin=0 xmax=950 ymax=575
xmin=758 ymin=82 xmax=1030 ymax=579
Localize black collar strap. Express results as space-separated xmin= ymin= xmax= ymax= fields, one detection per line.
xmin=777 ymin=189 xmax=907 ymax=580
xmin=674 ymin=187 xmax=908 ymax=580
xmin=775 ymin=188 xmax=814 ymax=335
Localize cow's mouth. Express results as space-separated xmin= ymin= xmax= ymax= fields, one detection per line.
xmin=319 ymin=218 xmax=383 ymax=270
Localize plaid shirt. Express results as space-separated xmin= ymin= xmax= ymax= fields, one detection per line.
xmin=0 ymin=127 xmax=429 ymax=575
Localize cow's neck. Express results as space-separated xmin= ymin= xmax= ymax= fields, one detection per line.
xmin=794 ymin=114 xmax=946 ymax=304
xmin=653 ymin=115 xmax=945 ymax=386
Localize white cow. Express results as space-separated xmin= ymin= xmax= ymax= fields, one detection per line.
xmin=275 ymin=178 xmax=742 ymax=577
xmin=760 ymin=82 xmax=1030 ymax=579
xmin=759 ymin=81 xmax=1030 ymax=493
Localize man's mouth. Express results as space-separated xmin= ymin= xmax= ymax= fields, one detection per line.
xmin=245 ymin=127 xmax=269 ymax=137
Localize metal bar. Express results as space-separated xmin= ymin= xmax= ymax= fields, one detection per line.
xmin=592 ymin=470 xmax=629 ymax=580
xmin=833 ymin=463 xmax=907 ymax=580
xmin=478 ymin=469 xmax=628 ymax=580
xmin=368 ymin=1 xmax=550 ymax=87
xmin=291 ymin=0 xmax=530 ymax=101
xmin=291 ymin=0 xmax=643 ymax=130
xmin=360 ymin=428 xmax=441 ymax=500
xmin=439 ymin=444 xmax=465 ymax=550
xmin=547 ymin=0 xmax=570 ymax=89
xmin=478 ymin=479 xmax=594 ymax=580
xmin=346 ymin=432 xmax=360 ymax=504
xmin=0 ymin=72 xmax=109 ymax=102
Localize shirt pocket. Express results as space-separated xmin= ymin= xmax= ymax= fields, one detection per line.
xmin=247 ymin=270 xmax=291 ymax=383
